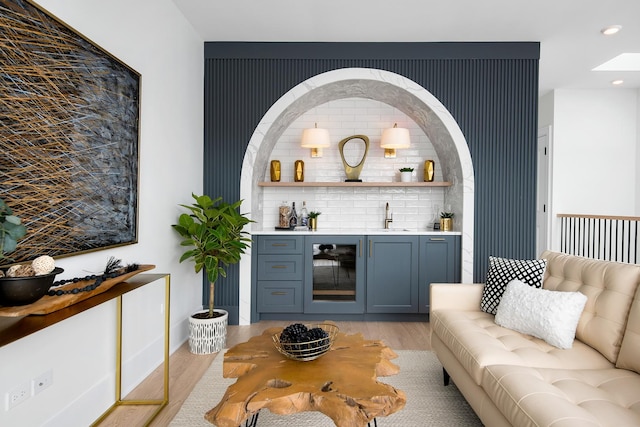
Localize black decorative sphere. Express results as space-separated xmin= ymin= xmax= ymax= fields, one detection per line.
xmin=0 ymin=267 xmax=64 ymax=306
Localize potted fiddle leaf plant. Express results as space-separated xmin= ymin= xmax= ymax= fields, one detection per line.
xmin=172 ymin=193 xmax=252 ymax=354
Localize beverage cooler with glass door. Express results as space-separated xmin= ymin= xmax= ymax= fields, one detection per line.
xmin=303 ymin=235 xmax=366 ymax=314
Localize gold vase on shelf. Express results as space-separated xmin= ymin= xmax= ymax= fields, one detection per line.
xmin=294 ymin=160 xmax=304 ymax=182
xmin=424 ymin=160 xmax=435 ymax=182
xmin=270 ymin=160 xmax=281 ymax=182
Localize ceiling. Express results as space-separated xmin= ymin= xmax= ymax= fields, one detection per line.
xmin=173 ymin=0 xmax=640 ymax=96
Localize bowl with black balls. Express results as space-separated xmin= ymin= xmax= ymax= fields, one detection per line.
xmin=273 ymin=323 xmax=339 ymax=361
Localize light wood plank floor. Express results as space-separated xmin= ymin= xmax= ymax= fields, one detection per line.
xmin=98 ymin=321 xmax=431 ymax=426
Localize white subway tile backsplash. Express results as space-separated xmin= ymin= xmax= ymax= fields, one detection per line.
xmin=258 ymin=98 xmax=446 ymax=231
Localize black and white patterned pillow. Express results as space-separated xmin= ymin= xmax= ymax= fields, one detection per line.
xmin=480 ymin=256 xmax=548 ymax=315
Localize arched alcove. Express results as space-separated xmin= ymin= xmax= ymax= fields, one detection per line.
xmin=238 ymin=68 xmax=474 ymax=324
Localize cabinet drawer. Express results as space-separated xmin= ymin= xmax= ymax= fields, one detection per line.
xmin=257 ymin=255 xmax=303 ymax=280
xmin=257 ymin=281 xmax=303 ymax=313
xmin=257 ymin=236 xmax=303 ymax=254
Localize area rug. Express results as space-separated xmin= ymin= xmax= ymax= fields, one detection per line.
xmin=169 ymin=350 xmax=483 ymax=426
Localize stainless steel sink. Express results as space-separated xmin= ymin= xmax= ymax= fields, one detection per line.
xmin=369 ymin=228 xmax=413 ymax=233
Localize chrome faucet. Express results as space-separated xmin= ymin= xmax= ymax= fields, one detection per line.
xmin=384 ymin=203 xmax=393 ymax=229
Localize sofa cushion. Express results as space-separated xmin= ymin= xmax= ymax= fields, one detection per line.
xmin=617 ymin=285 xmax=640 ymax=374
xmin=482 ymin=364 xmax=640 ymax=427
xmin=480 ymin=256 xmax=547 ymax=315
xmin=495 ymin=279 xmax=587 ymax=349
xmin=431 ymin=309 xmax=614 ymax=385
xmin=541 ymin=251 xmax=640 ymax=363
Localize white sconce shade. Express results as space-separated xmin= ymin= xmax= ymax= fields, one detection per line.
xmin=301 ymin=123 xmax=331 ymax=157
xmin=380 ymin=123 xmax=410 ymax=158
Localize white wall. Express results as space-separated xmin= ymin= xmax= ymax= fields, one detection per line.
xmin=0 ymin=1 xmax=204 ymax=425
xmin=538 ymin=91 xmax=554 ymax=129
xmin=540 ymin=89 xmax=639 ymax=251
xmin=637 ymin=92 xmax=640 ymax=215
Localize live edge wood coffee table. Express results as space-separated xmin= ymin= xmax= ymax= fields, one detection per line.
xmin=205 ymin=326 xmax=406 ymax=427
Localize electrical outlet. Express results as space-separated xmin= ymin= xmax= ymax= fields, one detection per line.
xmin=6 ymin=382 xmax=30 ymax=410
xmin=32 ymin=370 xmax=53 ymax=395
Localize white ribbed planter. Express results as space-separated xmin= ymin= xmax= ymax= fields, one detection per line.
xmin=188 ymin=309 xmax=228 ymax=354
xmin=400 ymin=171 xmax=412 ymax=182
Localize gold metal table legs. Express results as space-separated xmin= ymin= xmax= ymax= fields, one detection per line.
xmin=92 ymin=275 xmax=171 ymax=426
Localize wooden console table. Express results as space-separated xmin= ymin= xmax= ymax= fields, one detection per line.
xmin=0 ymin=273 xmax=171 ymax=427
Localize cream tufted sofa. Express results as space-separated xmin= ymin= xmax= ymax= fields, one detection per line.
xmin=430 ymin=250 xmax=640 ymax=427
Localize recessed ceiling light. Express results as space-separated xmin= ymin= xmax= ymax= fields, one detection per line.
xmin=601 ymin=25 xmax=622 ymax=35
xmin=611 ymin=79 xmax=624 ymax=85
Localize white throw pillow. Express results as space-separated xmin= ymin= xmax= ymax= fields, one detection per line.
xmin=495 ymin=279 xmax=587 ymax=349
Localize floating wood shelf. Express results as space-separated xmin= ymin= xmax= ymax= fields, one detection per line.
xmin=258 ymin=181 xmax=451 ymax=187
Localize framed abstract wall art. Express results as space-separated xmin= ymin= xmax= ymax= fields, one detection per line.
xmin=0 ymin=0 xmax=141 ymax=264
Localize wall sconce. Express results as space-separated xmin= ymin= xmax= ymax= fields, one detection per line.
xmin=301 ymin=123 xmax=330 ymax=158
xmin=380 ymin=123 xmax=411 ymax=158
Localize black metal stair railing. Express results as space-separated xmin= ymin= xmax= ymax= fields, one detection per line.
xmin=559 ymin=214 xmax=639 ymax=264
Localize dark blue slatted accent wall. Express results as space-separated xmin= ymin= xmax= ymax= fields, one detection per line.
xmin=204 ymin=43 xmax=539 ymax=323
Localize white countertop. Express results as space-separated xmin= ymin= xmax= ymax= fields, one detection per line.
xmin=250 ymin=228 xmax=461 ymax=236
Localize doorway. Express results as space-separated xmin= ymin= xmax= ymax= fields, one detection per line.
xmin=536 ymin=126 xmax=552 ymax=256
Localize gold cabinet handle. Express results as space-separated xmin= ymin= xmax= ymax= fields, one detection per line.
xmin=271 ymin=292 xmax=287 ymax=296
xmin=271 ymin=243 xmax=287 ymax=247
xmin=429 ymin=238 xmax=446 ymax=241
xmin=271 ymin=265 xmax=287 ymax=269
xmin=359 ymin=239 xmax=363 ymax=257
xmin=369 ymin=240 xmax=372 ymax=258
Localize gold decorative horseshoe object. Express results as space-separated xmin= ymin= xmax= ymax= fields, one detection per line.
xmin=338 ymin=135 xmax=369 ymax=182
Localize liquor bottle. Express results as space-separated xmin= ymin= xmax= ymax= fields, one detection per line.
xmin=300 ymin=201 xmax=309 ymax=227
xmin=289 ymin=201 xmax=298 ymax=228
